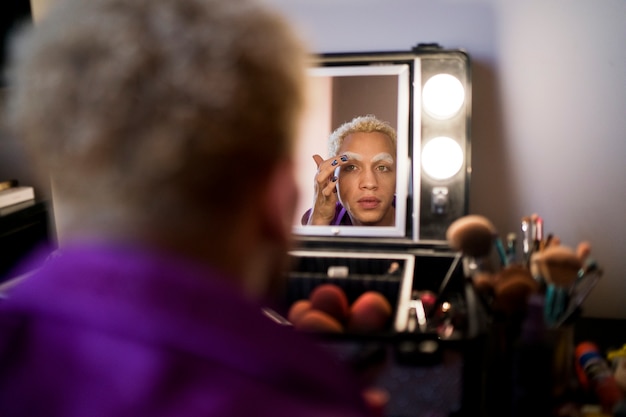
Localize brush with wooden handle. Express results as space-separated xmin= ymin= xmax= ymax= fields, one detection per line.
xmin=535 ymin=245 xmax=582 ymax=326
xmin=445 ymin=215 xmax=499 ymax=293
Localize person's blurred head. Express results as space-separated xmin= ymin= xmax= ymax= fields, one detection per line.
xmin=329 ymin=116 xmax=397 ymax=226
xmin=6 ymin=0 xmax=308 ymax=295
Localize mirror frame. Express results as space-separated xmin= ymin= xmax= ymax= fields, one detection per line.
xmin=292 ymin=62 xmax=415 ymax=239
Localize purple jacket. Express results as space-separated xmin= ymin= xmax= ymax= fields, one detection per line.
xmin=0 ymin=243 xmax=373 ymax=417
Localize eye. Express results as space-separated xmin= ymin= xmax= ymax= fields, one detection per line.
xmin=342 ymin=164 xmax=358 ymax=172
xmin=376 ymin=165 xmax=392 ymax=172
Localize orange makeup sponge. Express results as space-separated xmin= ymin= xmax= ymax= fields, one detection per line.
xmin=309 ymin=283 xmax=350 ymax=324
xmin=287 ymin=299 xmax=312 ymax=326
xmin=348 ymin=291 xmax=393 ymax=333
xmin=295 ymin=309 xmax=344 ymax=333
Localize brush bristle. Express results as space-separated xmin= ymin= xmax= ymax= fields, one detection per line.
xmin=537 ymin=245 xmax=581 ymax=286
xmin=446 ymin=215 xmax=496 ymax=258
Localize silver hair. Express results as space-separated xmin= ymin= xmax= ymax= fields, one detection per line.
xmin=328 ymin=115 xmax=397 ymax=157
xmin=6 ymin=0 xmax=308 ymax=233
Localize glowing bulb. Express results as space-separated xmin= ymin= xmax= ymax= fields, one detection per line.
xmin=421 ymin=137 xmax=464 ymax=180
xmin=422 ymin=74 xmax=465 ymax=119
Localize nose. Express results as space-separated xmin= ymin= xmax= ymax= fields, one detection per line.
xmin=359 ymin=168 xmax=378 ymax=190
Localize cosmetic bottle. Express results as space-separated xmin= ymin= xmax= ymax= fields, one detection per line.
xmin=575 ymin=341 xmax=624 ymax=414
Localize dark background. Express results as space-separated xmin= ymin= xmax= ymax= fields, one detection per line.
xmin=1 ymin=0 xmax=32 ymax=86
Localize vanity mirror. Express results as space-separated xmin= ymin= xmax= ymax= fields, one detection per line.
xmin=292 ymin=63 xmax=411 ymax=239
xmin=292 ymin=45 xmax=472 ymax=244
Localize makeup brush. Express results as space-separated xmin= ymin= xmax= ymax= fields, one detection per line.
xmin=521 ymin=216 xmax=531 ymax=266
xmin=445 ymin=215 xmax=503 ymax=337
xmin=554 ymin=241 xmax=602 ymax=327
xmin=491 ymin=265 xmax=540 ymax=316
xmin=538 ymin=245 xmax=582 ymax=287
xmin=576 ymin=241 xmax=592 ymax=264
xmin=506 ymin=232 xmax=518 ymax=265
xmin=446 ymin=214 xmax=498 ymax=259
xmin=446 ymin=214 xmax=508 ymax=287
xmin=537 ymin=245 xmax=582 ymax=326
xmin=530 ymin=213 xmax=544 ymax=253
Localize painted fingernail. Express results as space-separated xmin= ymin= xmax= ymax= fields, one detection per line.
xmin=340 ymin=155 xmax=348 ymax=162
xmin=331 ymin=176 xmax=338 ymax=182
xmin=331 ymin=159 xmax=338 ymax=166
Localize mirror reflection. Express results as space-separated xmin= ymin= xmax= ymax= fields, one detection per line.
xmin=293 ymin=65 xmax=411 ymax=237
xmin=301 ymin=115 xmax=397 ymax=227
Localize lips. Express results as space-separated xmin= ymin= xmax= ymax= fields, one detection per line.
xmin=357 ymin=196 xmax=381 ymax=209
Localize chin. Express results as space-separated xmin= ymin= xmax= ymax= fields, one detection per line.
xmin=354 ymin=214 xmax=386 ymax=226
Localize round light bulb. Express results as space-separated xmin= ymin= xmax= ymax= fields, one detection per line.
xmin=422 ymin=74 xmax=465 ymax=119
xmin=421 ymin=136 xmax=464 ymax=180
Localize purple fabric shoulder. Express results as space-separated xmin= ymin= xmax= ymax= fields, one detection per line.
xmin=0 ymin=242 xmax=371 ymax=417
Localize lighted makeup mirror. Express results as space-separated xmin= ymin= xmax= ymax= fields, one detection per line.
xmin=283 ymin=47 xmax=481 ymax=417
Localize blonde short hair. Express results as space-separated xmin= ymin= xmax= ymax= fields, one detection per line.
xmin=328 ymin=115 xmax=397 ymax=157
xmin=6 ymin=0 xmax=307 ymax=232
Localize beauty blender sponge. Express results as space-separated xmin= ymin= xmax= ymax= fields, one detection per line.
xmin=287 ymin=299 xmax=312 ymax=326
xmin=348 ymin=291 xmax=393 ymax=333
xmin=309 ymin=283 xmax=350 ymax=323
xmin=295 ymin=309 xmax=344 ymax=333
xmin=446 ymin=214 xmax=497 ymax=258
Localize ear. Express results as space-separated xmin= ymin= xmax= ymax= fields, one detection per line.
xmin=261 ymin=159 xmax=299 ymax=245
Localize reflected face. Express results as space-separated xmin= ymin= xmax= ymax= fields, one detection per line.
xmin=336 ymin=132 xmax=396 ymax=226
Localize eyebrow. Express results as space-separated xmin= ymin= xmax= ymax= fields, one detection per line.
xmin=341 ymin=152 xmax=394 ymax=164
xmin=342 ymin=151 xmax=363 ymax=161
xmin=371 ymin=152 xmax=394 ymax=164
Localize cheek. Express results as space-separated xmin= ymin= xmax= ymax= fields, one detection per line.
xmin=378 ymin=173 xmax=396 ymax=188
xmin=337 ymin=174 xmax=359 ymax=192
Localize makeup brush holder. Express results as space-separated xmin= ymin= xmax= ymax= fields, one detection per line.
xmin=482 ymin=294 xmax=578 ymax=417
